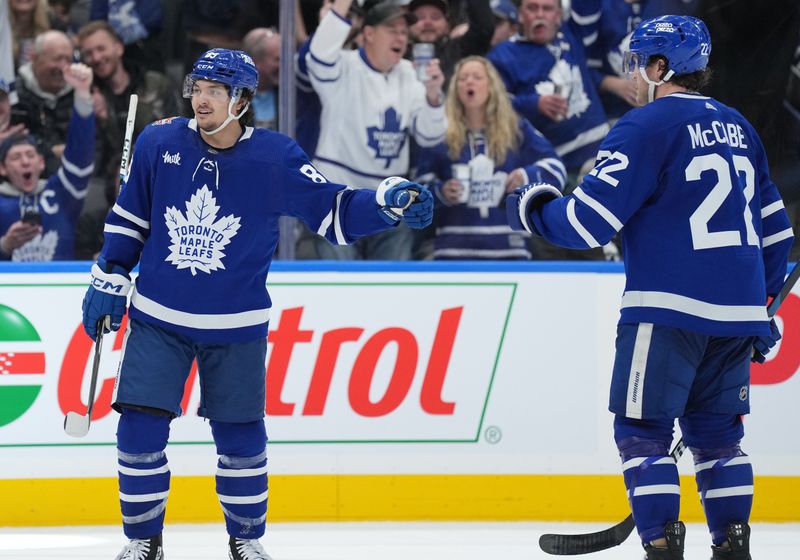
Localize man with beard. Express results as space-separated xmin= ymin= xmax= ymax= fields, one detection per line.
xmin=77 ymin=20 xmax=180 ymax=182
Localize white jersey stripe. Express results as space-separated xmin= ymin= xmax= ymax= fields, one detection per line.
xmin=333 ymin=190 xmax=347 ymax=245
xmin=112 ymin=203 xmax=150 ymax=229
xmin=57 ymin=168 xmax=88 ymax=199
xmin=555 ymin=123 xmax=609 ymax=157
xmin=621 ymin=291 xmax=768 ymax=322
xmin=761 ymin=200 xmax=785 ymax=218
xmin=573 ymin=187 xmax=624 ymax=231
xmin=567 ymin=198 xmax=600 ymax=248
xmin=131 ymin=290 xmax=271 ymax=330
xmin=104 ymin=224 xmax=145 ymax=243
xmin=61 ymin=156 xmax=94 ymax=177
xmin=763 ymin=228 xmax=793 ymax=248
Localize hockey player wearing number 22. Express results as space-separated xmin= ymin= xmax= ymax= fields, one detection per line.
xmin=507 ymin=15 xmax=793 ymax=560
xmin=81 ymin=49 xmax=433 ymax=560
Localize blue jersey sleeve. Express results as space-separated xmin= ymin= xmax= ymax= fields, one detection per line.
xmin=101 ymin=124 xmax=156 ymax=270
xmin=533 ymin=115 xmax=662 ymax=248
xmin=280 ymin=141 xmax=391 ymax=244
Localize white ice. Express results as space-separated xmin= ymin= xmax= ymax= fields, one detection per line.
xmin=0 ymin=522 xmax=797 ymax=559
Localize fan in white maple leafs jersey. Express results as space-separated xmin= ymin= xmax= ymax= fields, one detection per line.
xmin=102 ymin=115 xmax=402 ymax=343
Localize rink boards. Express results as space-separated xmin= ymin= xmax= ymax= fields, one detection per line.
xmin=0 ymin=261 xmax=798 ymax=526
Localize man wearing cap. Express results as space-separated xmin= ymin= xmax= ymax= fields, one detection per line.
xmin=0 ymin=81 xmax=29 ymax=146
xmin=408 ymin=0 xmax=494 ymax=85
xmin=305 ymin=0 xmax=447 ymax=259
xmin=490 ymin=0 xmax=518 ymax=47
xmin=0 ymin=63 xmax=95 ymax=261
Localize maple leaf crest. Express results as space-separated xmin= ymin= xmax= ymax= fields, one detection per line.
xmin=366 ymin=107 xmax=408 ymax=168
xmin=164 ymin=185 xmax=241 ymax=275
xmin=13 ymin=230 xmax=59 ymax=262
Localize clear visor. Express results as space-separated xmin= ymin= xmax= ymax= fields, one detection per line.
xmin=182 ymin=76 xmax=237 ymax=100
xmin=622 ymin=51 xmax=644 ymax=78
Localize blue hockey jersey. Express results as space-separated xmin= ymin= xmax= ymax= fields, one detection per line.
xmin=101 ymin=117 xmax=393 ymax=342
xmin=531 ymin=93 xmax=794 ymax=336
xmin=417 ymin=120 xmax=565 ymax=259
xmin=0 ymin=103 xmax=95 ymax=261
xmin=488 ymin=27 xmax=609 ymax=171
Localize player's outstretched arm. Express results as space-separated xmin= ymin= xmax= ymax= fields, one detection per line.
xmin=375 ymin=176 xmax=434 ymax=230
xmin=505 ymin=182 xmax=563 ymax=235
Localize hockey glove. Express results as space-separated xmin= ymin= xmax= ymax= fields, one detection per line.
xmin=376 ymin=176 xmax=434 ymax=229
xmin=505 ymin=182 xmax=562 ymax=235
xmin=82 ymin=257 xmax=131 ymax=340
xmin=751 ymin=318 xmax=781 ymax=363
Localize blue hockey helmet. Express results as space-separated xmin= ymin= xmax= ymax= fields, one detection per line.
xmin=624 ymin=15 xmax=711 ymax=77
xmin=183 ymin=48 xmax=259 ymax=100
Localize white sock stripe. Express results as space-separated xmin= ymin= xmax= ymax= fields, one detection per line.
xmin=703 ymin=485 xmax=754 ymax=499
xmin=121 ymin=500 xmax=167 ymax=525
xmin=217 ymin=465 xmax=269 ymax=478
xmin=622 ymin=456 xmax=675 ymax=471
xmin=217 ymin=490 xmax=269 ymax=505
xmin=629 ymin=484 xmax=681 ymax=497
xmin=118 ymin=464 xmax=171 ymax=477
xmin=219 ymin=451 xmax=267 ymax=469
xmin=694 ymin=455 xmax=751 ymax=473
xmin=117 ymin=450 xmax=165 ymax=464
xmin=120 ymin=490 xmax=170 ymax=503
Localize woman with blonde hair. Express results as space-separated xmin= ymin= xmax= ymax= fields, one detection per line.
xmin=9 ymin=0 xmax=56 ymax=68
xmin=416 ymin=55 xmax=566 ymax=259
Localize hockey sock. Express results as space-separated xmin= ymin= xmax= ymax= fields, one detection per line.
xmin=614 ymin=416 xmax=680 ymax=544
xmin=117 ymin=408 xmax=172 ymax=539
xmin=211 ymin=419 xmax=268 ymax=539
xmin=680 ymin=413 xmax=752 ymax=545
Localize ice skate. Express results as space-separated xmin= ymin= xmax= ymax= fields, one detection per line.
xmin=228 ymin=536 xmax=273 ymax=560
xmin=114 ymin=534 xmax=163 ymax=560
xmin=711 ymin=521 xmax=751 ymax=560
xmin=643 ymin=521 xmax=685 ymax=560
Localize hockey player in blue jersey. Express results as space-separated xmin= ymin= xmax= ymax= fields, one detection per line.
xmin=506 ymin=15 xmax=793 ymax=560
xmin=80 ymin=48 xmax=433 ymax=560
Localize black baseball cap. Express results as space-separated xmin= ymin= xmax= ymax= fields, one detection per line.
xmin=363 ymin=1 xmax=417 ymax=27
xmin=0 ymin=133 xmax=41 ymax=163
xmin=408 ymin=0 xmax=448 ymax=14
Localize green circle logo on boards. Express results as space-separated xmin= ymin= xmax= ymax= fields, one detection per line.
xmin=0 ymin=304 xmax=45 ymax=427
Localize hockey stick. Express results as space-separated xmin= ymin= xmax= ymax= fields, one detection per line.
xmin=539 ymin=261 xmax=800 ymax=556
xmin=119 ymin=94 xmax=138 ymax=182
xmin=64 ymin=317 xmax=110 ymax=437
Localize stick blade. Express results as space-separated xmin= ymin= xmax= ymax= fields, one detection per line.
xmin=64 ymin=411 xmax=90 ymax=438
xmin=539 ymin=516 xmax=636 ymax=555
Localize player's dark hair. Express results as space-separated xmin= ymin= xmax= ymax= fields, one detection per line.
xmin=648 ymin=55 xmax=712 ymax=92
xmin=237 ymin=90 xmax=255 ymax=127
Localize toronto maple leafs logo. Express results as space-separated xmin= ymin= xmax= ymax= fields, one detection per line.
xmin=164 ymin=186 xmax=241 ymax=275
xmin=12 ymin=231 xmax=58 ymax=262
xmin=367 ymin=108 xmax=407 ymax=168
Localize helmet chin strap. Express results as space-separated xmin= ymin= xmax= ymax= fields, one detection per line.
xmin=203 ymin=97 xmax=251 ymax=136
xmin=638 ymin=66 xmax=675 ymax=103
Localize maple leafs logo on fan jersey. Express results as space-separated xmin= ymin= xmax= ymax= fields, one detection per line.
xmin=12 ymin=231 xmax=58 ymax=262
xmin=367 ymin=107 xmax=407 ymax=168
xmin=164 ymin=185 xmax=241 ymax=276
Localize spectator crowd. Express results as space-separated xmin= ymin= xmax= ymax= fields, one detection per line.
xmin=1 ymin=0 xmax=798 ymax=262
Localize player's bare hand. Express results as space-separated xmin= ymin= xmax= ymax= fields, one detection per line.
xmin=0 ymin=123 xmax=29 ymax=144
xmin=505 ymin=168 xmax=527 ymax=192
xmin=538 ymin=94 xmax=568 ymax=121
xmin=442 ymin=178 xmax=465 ymax=204
xmin=1 ymin=221 xmax=42 ymax=253
xmin=64 ymin=63 xmax=94 ymax=99
xmin=424 ymin=58 xmax=445 ymax=104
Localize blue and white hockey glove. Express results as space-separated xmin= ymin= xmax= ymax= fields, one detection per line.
xmin=505 ymin=182 xmax=562 ymax=235
xmin=82 ymin=258 xmax=131 ymax=340
xmin=752 ymin=318 xmax=781 ymax=363
xmin=376 ymin=176 xmax=434 ymax=229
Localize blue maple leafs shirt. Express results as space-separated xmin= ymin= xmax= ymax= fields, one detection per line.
xmin=0 ymin=101 xmax=95 ymax=261
xmin=101 ymin=117 xmax=394 ymax=343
